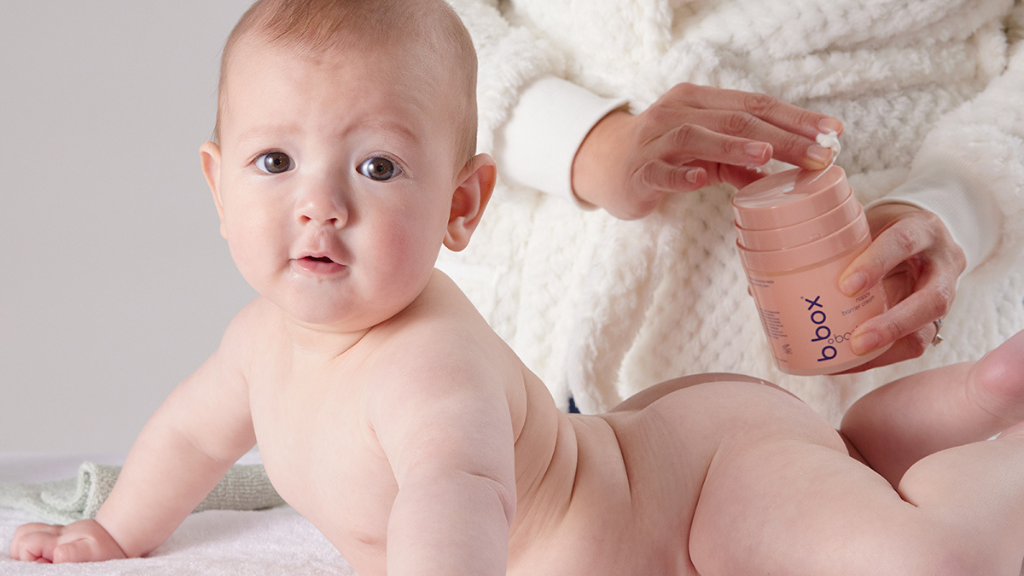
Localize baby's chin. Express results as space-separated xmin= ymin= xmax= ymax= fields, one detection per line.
xmin=270 ymin=294 xmax=403 ymax=335
xmin=281 ymin=302 xmax=369 ymax=330
xmin=253 ymin=269 xmax=431 ymax=334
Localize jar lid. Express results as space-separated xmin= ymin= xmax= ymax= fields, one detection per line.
xmin=735 ymin=190 xmax=861 ymax=251
xmin=732 ymin=165 xmax=850 ymax=230
xmin=737 ymin=204 xmax=870 ymax=272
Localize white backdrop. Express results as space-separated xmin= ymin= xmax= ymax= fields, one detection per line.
xmin=1 ymin=1 xmax=258 ymax=453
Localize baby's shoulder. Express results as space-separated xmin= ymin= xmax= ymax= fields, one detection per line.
xmin=382 ymin=271 xmax=497 ymax=348
xmin=363 ymin=273 xmax=521 ymax=397
xmin=216 ymin=297 xmax=279 ymax=363
xmin=224 ymin=296 xmax=277 ymax=335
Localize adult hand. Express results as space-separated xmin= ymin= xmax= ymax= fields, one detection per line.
xmin=10 ymin=519 xmax=128 ymax=563
xmin=839 ymin=203 xmax=967 ymax=372
xmin=570 ymin=82 xmax=844 ymax=220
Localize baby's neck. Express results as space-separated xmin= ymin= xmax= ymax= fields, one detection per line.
xmin=280 ymin=313 xmax=376 ymax=361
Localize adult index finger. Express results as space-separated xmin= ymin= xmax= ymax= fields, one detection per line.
xmin=665 ymin=83 xmax=844 ymax=140
xmin=697 ymin=109 xmax=837 ymax=170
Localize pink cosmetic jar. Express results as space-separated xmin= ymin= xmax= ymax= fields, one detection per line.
xmin=732 ymin=165 xmax=891 ymax=375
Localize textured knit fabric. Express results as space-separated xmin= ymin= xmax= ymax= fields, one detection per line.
xmin=0 ymin=462 xmax=284 ymax=524
xmin=441 ymin=0 xmax=1024 ymax=425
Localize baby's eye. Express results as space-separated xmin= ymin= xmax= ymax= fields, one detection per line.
xmin=256 ymin=152 xmax=293 ymax=174
xmin=358 ymin=157 xmax=401 ymax=181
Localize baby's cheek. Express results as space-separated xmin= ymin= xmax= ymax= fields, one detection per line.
xmin=226 ymin=225 xmax=277 ymax=289
xmin=371 ymin=222 xmax=437 ymax=285
xmin=372 ymin=214 xmax=419 ymax=257
xmin=227 ymin=239 xmax=264 ymax=290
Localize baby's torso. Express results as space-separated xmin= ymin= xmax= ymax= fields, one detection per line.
xmin=246 ymin=337 xmax=398 ymax=574
xmin=249 ymin=369 xmax=706 ymax=575
xmin=241 ymin=279 xmax=824 ymax=576
xmin=247 ymin=365 xmax=722 ymax=576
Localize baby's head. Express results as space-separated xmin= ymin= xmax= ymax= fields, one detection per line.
xmin=200 ymin=0 xmax=496 ymax=329
xmin=214 ymin=0 xmax=479 ymax=168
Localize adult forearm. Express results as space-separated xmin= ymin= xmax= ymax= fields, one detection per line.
xmin=445 ymin=0 xmax=567 ymax=153
xmin=882 ymin=37 xmax=1024 ymax=275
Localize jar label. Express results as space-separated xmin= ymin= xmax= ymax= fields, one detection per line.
xmin=745 ymin=250 xmax=889 ymax=375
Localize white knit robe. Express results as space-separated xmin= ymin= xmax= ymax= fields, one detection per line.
xmin=440 ymin=0 xmax=1024 ymax=425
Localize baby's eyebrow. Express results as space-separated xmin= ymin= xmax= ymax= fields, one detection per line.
xmin=344 ymin=118 xmax=420 ymax=146
xmin=234 ymin=124 xmax=301 ymax=148
xmin=232 ymin=120 xmax=420 ymax=148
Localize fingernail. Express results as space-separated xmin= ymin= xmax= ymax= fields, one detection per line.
xmin=840 ymin=272 xmax=866 ymax=296
xmin=818 ymin=118 xmax=843 ymax=135
xmin=745 ymin=142 xmax=770 ymax=162
xmin=852 ymin=332 xmax=881 ymax=355
xmin=685 ymin=168 xmax=702 ymax=184
xmin=806 ymin=144 xmax=832 ymax=164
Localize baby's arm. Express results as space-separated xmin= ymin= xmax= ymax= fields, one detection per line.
xmin=841 ymin=329 xmax=1024 ymax=486
xmin=369 ymin=334 xmax=517 ymax=576
xmin=11 ymin=307 xmax=258 ymax=563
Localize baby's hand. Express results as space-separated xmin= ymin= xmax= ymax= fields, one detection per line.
xmin=10 ymin=520 xmax=127 ymax=563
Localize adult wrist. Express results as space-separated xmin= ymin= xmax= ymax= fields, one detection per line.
xmin=496 ymin=76 xmax=627 ymax=208
xmin=571 ymin=110 xmax=634 ymax=208
xmin=866 ymin=158 xmax=1000 ymax=274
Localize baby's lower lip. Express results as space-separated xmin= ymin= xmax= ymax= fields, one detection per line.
xmin=294 ymin=257 xmax=345 ymax=274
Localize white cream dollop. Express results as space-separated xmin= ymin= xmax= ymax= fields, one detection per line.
xmin=816 ymin=131 xmax=841 ymax=159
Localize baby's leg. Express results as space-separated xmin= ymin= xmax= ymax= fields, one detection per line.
xmin=841 ymin=329 xmax=1024 ymax=486
xmin=690 ymin=416 xmax=1024 ymax=576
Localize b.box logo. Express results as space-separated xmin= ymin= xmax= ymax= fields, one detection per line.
xmin=804 ymin=296 xmax=838 ymax=363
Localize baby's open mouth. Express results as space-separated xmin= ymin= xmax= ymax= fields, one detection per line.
xmin=295 ymin=254 xmax=344 ymax=274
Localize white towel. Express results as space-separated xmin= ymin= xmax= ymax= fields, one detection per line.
xmin=1 ymin=506 xmax=355 ymax=575
xmin=0 ymin=454 xmax=355 ymax=575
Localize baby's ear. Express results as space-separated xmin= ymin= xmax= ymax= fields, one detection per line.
xmin=199 ymin=141 xmax=226 ymax=239
xmin=444 ymin=153 xmax=497 ymax=251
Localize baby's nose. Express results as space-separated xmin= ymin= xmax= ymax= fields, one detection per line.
xmin=295 ymin=181 xmax=348 ymax=227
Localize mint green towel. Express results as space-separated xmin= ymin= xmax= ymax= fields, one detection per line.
xmin=0 ymin=462 xmax=285 ymax=524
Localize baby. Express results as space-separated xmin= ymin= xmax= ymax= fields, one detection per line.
xmin=12 ymin=0 xmax=1024 ymax=574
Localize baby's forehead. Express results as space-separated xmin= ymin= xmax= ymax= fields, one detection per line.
xmin=218 ymin=41 xmax=462 ymax=153
xmin=214 ymin=1 xmax=476 ymax=160
xmin=217 ymin=0 xmax=476 ymax=107
xmin=228 ymin=31 xmax=452 ymax=94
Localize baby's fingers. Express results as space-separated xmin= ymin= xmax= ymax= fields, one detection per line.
xmin=11 ymin=524 xmax=62 ymax=562
xmin=53 ymin=537 xmax=103 ymax=564
xmin=55 ymin=519 xmax=129 ymax=563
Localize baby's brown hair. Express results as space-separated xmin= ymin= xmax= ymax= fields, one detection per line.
xmin=214 ymin=0 xmax=479 ymax=167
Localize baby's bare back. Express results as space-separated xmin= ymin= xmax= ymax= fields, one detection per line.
xmin=241 ymin=275 xmax=846 ymax=576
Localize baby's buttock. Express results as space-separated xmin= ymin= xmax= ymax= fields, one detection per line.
xmin=512 ymin=375 xmax=843 ymax=576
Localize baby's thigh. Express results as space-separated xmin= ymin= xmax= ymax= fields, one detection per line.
xmin=684 ymin=389 xmax=913 ymax=575
xmin=623 ymin=382 xmax=839 ymax=522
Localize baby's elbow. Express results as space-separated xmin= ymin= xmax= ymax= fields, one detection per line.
xmin=481 ymin=472 xmax=518 ymax=527
xmin=400 ymin=463 xmax=517 ymax=528
xmin=460 ymin=470 xmax=516 ymax=528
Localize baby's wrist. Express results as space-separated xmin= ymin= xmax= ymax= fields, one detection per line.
xmin=91 ymin=514 xmax=141 ymax=558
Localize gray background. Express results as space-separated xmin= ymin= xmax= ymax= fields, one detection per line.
xmin=1 ymin=2 xmax=258 ymax=453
